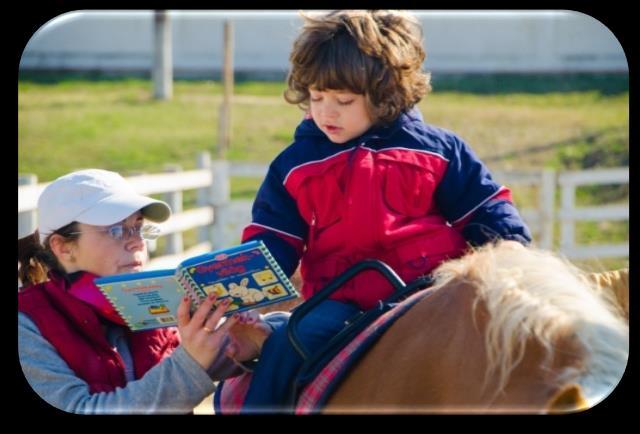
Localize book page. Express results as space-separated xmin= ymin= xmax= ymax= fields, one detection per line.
xmin=178 ymin=241 xmax=298 ymax=315
xmin=96 ymin=270 xmax=183 ymax=331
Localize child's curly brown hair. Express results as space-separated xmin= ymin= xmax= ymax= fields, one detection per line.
xmin=284 ymin=10 xmax=431 ymax=124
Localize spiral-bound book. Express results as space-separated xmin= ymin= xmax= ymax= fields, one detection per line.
xmin=93 ymin=241 xmax=299 ymax=331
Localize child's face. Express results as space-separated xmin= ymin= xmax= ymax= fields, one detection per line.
xmin=308 ymin=88 xmax=374 ymax=144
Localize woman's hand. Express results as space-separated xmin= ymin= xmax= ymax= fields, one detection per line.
xmin=225 ymin=310 xmax=272 ymax=363
xmin=176 ymin=293 xmax=238 ymax=370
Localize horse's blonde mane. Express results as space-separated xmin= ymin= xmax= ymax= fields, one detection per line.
xmin=429 ymin=241 xmax=628 ymax=407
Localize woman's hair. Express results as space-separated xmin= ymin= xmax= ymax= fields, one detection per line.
xmin=17 ymin=222 xmax=79 ymax=287
xmin=284 ymin=10 xmax=431 ymax=124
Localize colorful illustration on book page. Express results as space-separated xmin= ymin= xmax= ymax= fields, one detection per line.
xmin=228 ymin=277 xmax=266 ymax=305
xmin=202 ymin=282 xmax=229 ymax=298
xmin=148 ymin=304 xmax=170 ymax=315
xmin=262 ymin=283 xmax=290 ymax=300
xmin=252 ymin=269 xmax=278 ymax=286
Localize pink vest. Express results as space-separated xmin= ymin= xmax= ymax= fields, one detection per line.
xmin=19 ymin=272 xmax=181 ymax=394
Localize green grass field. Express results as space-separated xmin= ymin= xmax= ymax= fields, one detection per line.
xmin=18 ymin=73 xmax=629 ymax=270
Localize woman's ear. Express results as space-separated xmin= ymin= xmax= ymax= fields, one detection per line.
xmin=48 ymin=234 xmax=76 ymax=263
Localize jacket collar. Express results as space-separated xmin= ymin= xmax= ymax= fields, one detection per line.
xmin=48 ymin=270 xmax=128 ymax=326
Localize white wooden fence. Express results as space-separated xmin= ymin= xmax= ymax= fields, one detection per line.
xmin=557 ymin=168 xmax=629 ymax=259
xmin=18 ymin=153 xmax=628 ymax=269
xmin=493 ymin=167 xmax=629 ymax=259
xmin=18 ymin=152 xmax=229 ymax=270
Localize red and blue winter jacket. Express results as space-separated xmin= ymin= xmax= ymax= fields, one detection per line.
xmin=242 ymin=109 xmax=531 ymax=310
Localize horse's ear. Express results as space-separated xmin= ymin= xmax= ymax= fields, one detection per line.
xmin=546 ymin=383 xmax=589 ymax=413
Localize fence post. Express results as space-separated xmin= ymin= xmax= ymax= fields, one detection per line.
xmin=210 ymin=159 xmax=230 ymax=250
xmin=196 ymin=152 xmax=213 ymax=245
xmin=560 ymin=180 xmax=576 ymax=255
xmin=153 ymin=10 xmax=173 ymax=100
xmin=538 ymin=169 xmax=555 ymax=249
xmin=163 ymin=164 xmax=183 ymax=254
xmin=18 ymin=174 xmax=38 ymax=239
xmin=217 ymin=20 xmax=234 ymax=159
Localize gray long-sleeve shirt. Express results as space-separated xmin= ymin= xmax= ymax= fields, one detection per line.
xmin=18 ymin=312 xmax=244 ymax=414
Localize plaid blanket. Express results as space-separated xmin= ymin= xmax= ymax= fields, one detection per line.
xmin=214 ymin=288 xmax=433 ymax=414
xmin=214 ymin=369 xmax=253 ymax=414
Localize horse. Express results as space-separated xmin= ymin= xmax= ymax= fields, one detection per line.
xmin=315 ymin=241 xmax=628 ymax=414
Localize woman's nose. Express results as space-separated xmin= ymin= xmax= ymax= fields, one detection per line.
xmin=125 ymin=233 xmax=146 ymax=252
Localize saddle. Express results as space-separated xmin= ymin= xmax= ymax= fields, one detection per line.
xmin=214 ymin=260 xmax=433 ymax=414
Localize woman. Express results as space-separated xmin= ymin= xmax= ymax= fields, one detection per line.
xmin=18 ymin=169 xmax=285 ymax=414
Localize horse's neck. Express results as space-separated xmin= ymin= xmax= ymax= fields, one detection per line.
xmin=450 ymin=280 xmax=588 ymax=409
xmin=325 ymin=279 xmax=587 ymax=413
xmin=487 ymin=324 xmax=587 ymax=410
xmin=326 ymin=281 xmax=494 ymax=411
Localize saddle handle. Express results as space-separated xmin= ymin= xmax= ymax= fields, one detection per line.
xmin=287 ymin=259 xmax=407 ymax=361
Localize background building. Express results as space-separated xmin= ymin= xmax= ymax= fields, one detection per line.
xmin=19 ymin=10 xmax=628 ymax=79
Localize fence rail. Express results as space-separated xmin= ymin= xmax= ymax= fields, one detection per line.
xmin=557 ymin=167 xmax=629 ymax=259
xmin=18 ymin=153 xmax=628 ymax=268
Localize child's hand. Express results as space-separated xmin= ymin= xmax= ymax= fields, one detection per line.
xmin=225 ymin=311 xmax=272 ymax=362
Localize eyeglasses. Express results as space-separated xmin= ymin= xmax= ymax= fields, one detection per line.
xmin=68 ymin=223 xmax=162 ymax=241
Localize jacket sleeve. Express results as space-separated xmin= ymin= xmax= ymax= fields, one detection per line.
xmin=434 ymin=134 xmax=532 ymax=247
xmin=241 ymin=164 xmax=307 ymax=277
xmin=19 ymin=312 xmax=215 ymax=414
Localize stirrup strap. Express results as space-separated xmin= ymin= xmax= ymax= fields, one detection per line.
xmin=285 ymin=260 xmax=433 ymax=407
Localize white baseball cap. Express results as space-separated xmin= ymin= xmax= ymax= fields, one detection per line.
xmin=37 ymin=169 xmax=171 ymax=244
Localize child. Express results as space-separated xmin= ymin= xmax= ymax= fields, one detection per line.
xmin=239 ymin=10 xmax=531 ymax=412
xmin=18 ymin=169 xmax=284 ymax=413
